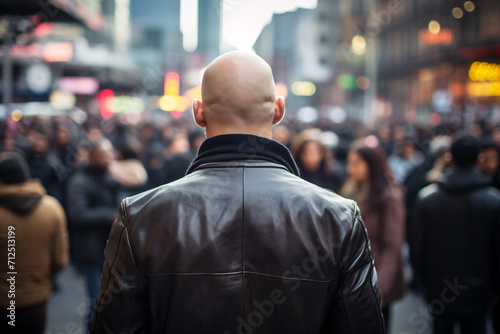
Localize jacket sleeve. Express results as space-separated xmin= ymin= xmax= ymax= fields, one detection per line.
xmin=67 ymin=175 xmax=115 ymax=230
xmin=376 ymin=191 xmax=406 ymax=302
xmin=330 ymin=205 xmax=387 ymax=333
xmin=50 ymin=197 xmax=69 ymax=275
xmin=90 ymin=200 xmax=149 ymax=334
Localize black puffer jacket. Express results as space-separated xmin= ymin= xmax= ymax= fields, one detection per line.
xmin=91 ymin=134 xmax=385 ymax=333
xmin=411 ymin=166 xmax=500 ymax=314
xmin=67 ymin=165 xmax=117 ymax=266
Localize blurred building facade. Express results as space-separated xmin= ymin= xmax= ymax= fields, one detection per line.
xmin=374 ymin=0 xmax=500 ymax=128
xmin=254 ymin=0 xmax=341 ymax=120
xmin=197 ymin=0 xmax=221 ymax=64
xmin=0 ymin=0 xmax=141 ymax=121
xmin=254 ymin=0 xmax=500 ymax=128
xmin=129 ymin=0 xmax=184 ymax=71
xmin=333 ymin=0 xmax=500 ymax=126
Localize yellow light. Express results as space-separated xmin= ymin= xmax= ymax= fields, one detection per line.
xmin=428 ymin=20 xmax=441 ymax=34
xmin=291 ymin=81 xmax=316 ymax=96
xmin=164 ymin=72 xmax=180 ymax=96
xmin=352 ymin=35 xmax=366 ymax=55
xmin=50 ymin=90 xmax=76 ymax=109
xmin=174 ymin=96 xmax=190 ymax=112
xmin=464 ymin=1 xmax=475 ymax=12
xmin=11 ymin=109 xmax=23 ymax=122
xmin=467 ymin=82 xmax=500 ymax=97
xmin=184 ymin=85 xmax=202 ymax=102
xmin=452 ymin=7 xmax=464 ymax=19
xmin=468 ymin=61 xmax=500 ymax=82
xmin=159 ymin=95 xmax=178 ymax=111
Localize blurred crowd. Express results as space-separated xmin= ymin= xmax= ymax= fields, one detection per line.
xmin=1 ymin=113 xmax=500 ymax=333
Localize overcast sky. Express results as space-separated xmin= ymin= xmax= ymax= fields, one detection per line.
xmin=181 ymin=0 xmax=317 ymax=52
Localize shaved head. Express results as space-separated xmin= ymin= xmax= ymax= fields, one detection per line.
xmin=193 ymin=51 xmax=285 ymax=139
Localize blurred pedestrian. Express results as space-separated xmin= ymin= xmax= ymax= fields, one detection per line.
xmin=404 ymin=135 xmax=451 ymax=245
xmin=67 ymin=138 xmax=118 ymax=331
xmin=273 ymin=124 xmax=293 ymax=148
xmin=492 ymin=125 xmax=500 ymax=147
xmin=291 ymin=129 xmax=343 ymax=192
xmin=187 ymin=130 xmax=206 ymax=159
xmin=110 ymin=137 xmax=148 ymax=200
xmin=410 ymin=133 xmax=500 ymax=334
xmin=52 ymin=122 xmax=79 ymax=210
xmin=25 ymin=129 xmax=64 ymax=202
xmin=388 ymin=137 xmax=425 ymax=183
xmin=163 ymin=134 xmax=192 ymax=184
xmin=144 ymin=142 xmax=165 ymax=189
xmin=377 ymin=123 xmax=394 ymax=156
xmin=90 ymin=51 xmax=385 ymax=333
xmin=341 ymin=138 xmax=407 ymax=327
xmin=478 ymin=139 xmax=500 ymax=190
xmin=0 ymin=152 xmax=68 ymax=334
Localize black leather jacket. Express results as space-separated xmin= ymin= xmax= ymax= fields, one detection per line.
xmin=91 ymin=136 xmax=385 ymax=333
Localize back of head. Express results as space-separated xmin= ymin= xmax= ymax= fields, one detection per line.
xmin=450 ymin=132 xmax=480 ymax=167
xmin=195 ymin=51 xmax=284 ymax=138
xmin=0 ymin=152 xmax=30 ymax=184
xmin=116 ymin=136 xmax=142 ymax=161
xmin=88 ymin=137 xmax=114 ymax=169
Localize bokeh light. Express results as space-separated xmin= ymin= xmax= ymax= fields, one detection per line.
xmin=452 ymin=7 xmax=463 ymax=19
xmin=428 ymin=20 xmax=441 ymax=35
xmin=327 ymin=107 xmax=347 ymax=123
xmin=159 ymin=95 xmax=178 ymax=111
xmin=464 ymin=1 xmax=475 ymax=12
xmin=291 ymin=81 xmax=316 ymax=96
xmin=351 ymin=35 xmax=366 ymax=55
xmin=297 ymin=106 xmax=318 ymax=123
xmin=364 ymin=135 xmax=379 ymax=148
xmin=357 ymin=76 xmax=370 ymax=90
xmin=429 ymin=112 xmax=443 ymax=126
xmin=11 ymin=109 xmax=23 ymax=122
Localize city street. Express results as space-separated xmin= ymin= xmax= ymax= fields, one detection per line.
xmin=2 ymin=0 xmax=500 ymax=332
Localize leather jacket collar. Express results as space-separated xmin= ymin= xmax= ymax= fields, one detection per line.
xmin=186 ymin=133 xmax=300 ymax=176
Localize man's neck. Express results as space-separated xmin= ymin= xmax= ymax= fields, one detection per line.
xmin=205 ymin=127 xmax=272 ymax=140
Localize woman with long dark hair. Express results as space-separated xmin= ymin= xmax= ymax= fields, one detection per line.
xmin=291 ymin=129 xmax=343 ymax=192
xmin=340 ymin=136 xmax=407 ymax=328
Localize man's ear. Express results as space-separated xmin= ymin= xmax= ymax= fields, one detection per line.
xmin=193 ymin=99 xmax=207 ymax=128
xmin=272 ymin=96 xmax=285 ymax=125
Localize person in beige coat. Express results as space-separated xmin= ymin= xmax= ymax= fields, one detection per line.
xmin=0 ymin=152 xmax=68 ymax=334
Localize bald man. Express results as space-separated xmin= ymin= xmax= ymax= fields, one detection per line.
xmin=91 ymin=52 xmax=385 ymax=333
